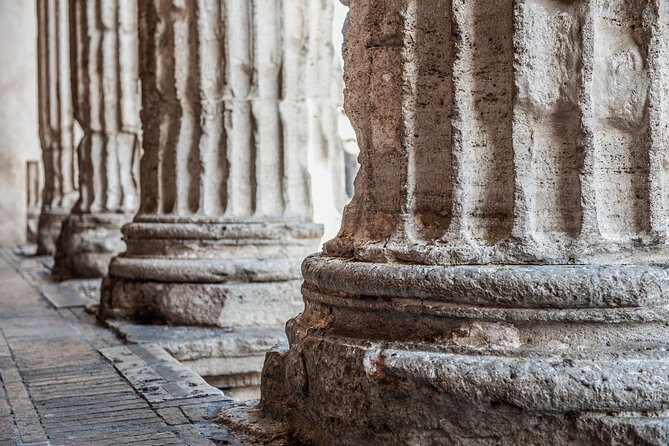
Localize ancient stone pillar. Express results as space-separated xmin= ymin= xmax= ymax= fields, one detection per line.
xmin=36 ymin=0 xmax=78 ymax=255
xmin=259 ymin=1 xmax=669 ymax=443
xmin=53 ymin=0 xmax=140 ymax=278
xmin=100 ymin=0 xmax=325 ymax=328
xmin=26 ymin=161 xmax=41 ymax=244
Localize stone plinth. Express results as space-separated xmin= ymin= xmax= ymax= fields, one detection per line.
xmin=258 ymin=1 xmax=669 ymax=444
xmin=53 ymin=0 xmax=140 ymax=278
xmin=36 ymin=0 xmax=78 ymax=255
xmin=102 ymin=222 xmax=320 ymax=327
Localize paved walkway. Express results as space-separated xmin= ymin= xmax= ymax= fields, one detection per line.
xmin=0 ymin=250 xmax=247 ymax=446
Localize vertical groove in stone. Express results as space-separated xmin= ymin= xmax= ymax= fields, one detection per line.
xmin=576 ymin=0 xmax=599 ymax=240
xmin=70 ymin=0 xmax=139 ymax=215
xmin=592 ymin=0 xmax=651 ymax=239
xmin=451 ymin=0 xmax=513 ymax=242
xmin=170 ymin=0 xmax=199 ymax=216
xmin=117 ymin=0 xmax=140 ymax=213
xmin=137 ymin=0 xmax=159 ymax=215
xmin=37 ymin=0 xmax=50 ymax=171
xmin=135 ymin=0 xmax=332 ymax=224
xmin=158 ymin=0 xmax=179 ymax=215
xmin=198 ymin=0 xmax=227 ymax=217
xmin=647 ymin=0 xmax=669 ymax=236
xmin=37 ymin=0 xmax=78 ymax=213
xmin=56 ymin=0 xmax=77 ymax=204
xmin=400 ymin=0 xmax=418 ymax=239
xmin=225 ymin=0 xmax=254 ymax=218
xmin=512 ymin=0 xmax=584 ymax=239
xmin=281 ymin=0 xmax=310 ymax=219
xmin=101 ymin=0 xmax=119 ymax=212
xmin=253 ymin=0 xmax=284 ymax=217
xmin=409 ymin=0 xmax=452 ymax=240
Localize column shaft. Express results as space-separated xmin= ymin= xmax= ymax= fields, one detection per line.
xmin=53 ymin=0 xmax=141 ymax=278
xmin=259 ymin=1 xmax=669 ymax=444
xmin=36 ymin=0 xmax=78 ymax=255
xmin=100 ymin=0 xmax=334 ymax=388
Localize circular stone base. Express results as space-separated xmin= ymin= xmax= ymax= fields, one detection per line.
xmin=259 ymin=255 xmax=669 ymax=445
xmin=100 ymin=221 xmax=322 ymax=327
xmin=53 ymin=212 xmax=131 ymax=279
xmin=100 ymin=278 xmax=304 ymax=327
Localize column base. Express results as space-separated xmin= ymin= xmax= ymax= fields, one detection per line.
xmin=260 ymin=255 xmax=669 ymax=445
xmin=100 ymin=221 xmax=322 ymax=328
xmin=53 ymin=212 xmax=131 ymax=279
xmin=36 ymin=209 xmax=71 ymax=255
xmin=101 ymin=278 xmax=304 ymax=328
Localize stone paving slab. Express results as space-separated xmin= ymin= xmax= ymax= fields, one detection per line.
xmin=107 ymin=321 xmax=281 ymax=391
xmin=0 ymin=251 xmax=249 ymax=445
xmin=39 ymin=281 xmax=99 ymax=309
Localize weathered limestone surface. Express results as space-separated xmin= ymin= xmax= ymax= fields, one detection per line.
xmin=53 ymin=0 xmax=141 ymax=278
xmin=100 ymin=0 xmax=333 ymax=388
xmin=36 ymin=0 xmax=79 ymax=255
xmin=259 ymin=1 xmax=669 ymax=444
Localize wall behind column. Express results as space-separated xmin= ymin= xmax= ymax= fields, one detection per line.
xmin=0 ymin=0 xmax=40 ymax=246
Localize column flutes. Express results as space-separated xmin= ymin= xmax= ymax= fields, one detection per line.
xmin=258 ymin=1 xmax=669 ymax=444
xmin=36 ymin=0 xmax=79 ymax=255
xmin=53 ymin=0 xmax=140 ymax=278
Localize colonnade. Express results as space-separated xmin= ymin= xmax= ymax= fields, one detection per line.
xmin=34 ymin=0 xmax=669 ymax=444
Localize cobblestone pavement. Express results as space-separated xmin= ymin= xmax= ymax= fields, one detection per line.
xmin=0 ymin=250 xmax=248 ymax=446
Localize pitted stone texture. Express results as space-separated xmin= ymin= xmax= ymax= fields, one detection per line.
xmin=36 ymin=0 xmax=79 ymax=255
xmin=327 ymin=0 xmax=669 ymax=266
xmin=254 ymin=1 xmax=669 ymax=444
xmin=53 ymin=0 xmax=141 ymax=278
xmin=262 ymin=340 xmax=669 ymax=446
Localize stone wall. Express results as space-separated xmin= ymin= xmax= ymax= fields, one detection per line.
xmin=0 ymin=0 xmax=40 ymax=246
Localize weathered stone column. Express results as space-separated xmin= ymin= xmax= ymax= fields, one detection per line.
xmin=101 ymin=0 xmax=325 ymax=328
xmin=26 ymin=161 xmax=41 ymax=244
xmin=53 ymin=0 xmax=140 ymax=278
xmin=259 ymin=1 xmax=669 ymax=444
xmin=36 ymin=0 xmax=78 ymax=255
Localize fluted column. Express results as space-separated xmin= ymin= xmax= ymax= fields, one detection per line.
xmin=53 ymin=0 xmax=140 ymax=278
xmin=100 ymin=0 xmax=326 ymax=329
xmin=36 ymin=0 xmax=78 ymax=255
xmin=259 ymin=1 xmax=669 ymax=444
xmin=26 ymin=161 xmax=41 ymax=244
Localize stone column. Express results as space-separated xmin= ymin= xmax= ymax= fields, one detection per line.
xmin=53 ymin=0 xmax=140 ymax=278
xmin=26 ymin=161 xmax=41 ymax=244
xmin=259 ymin=1 xmax=669 ymax=444
xmin=100 ymin=0 xmax=325 ymax=328
xmin=36 ymin=0 xmax=78 ymax=255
